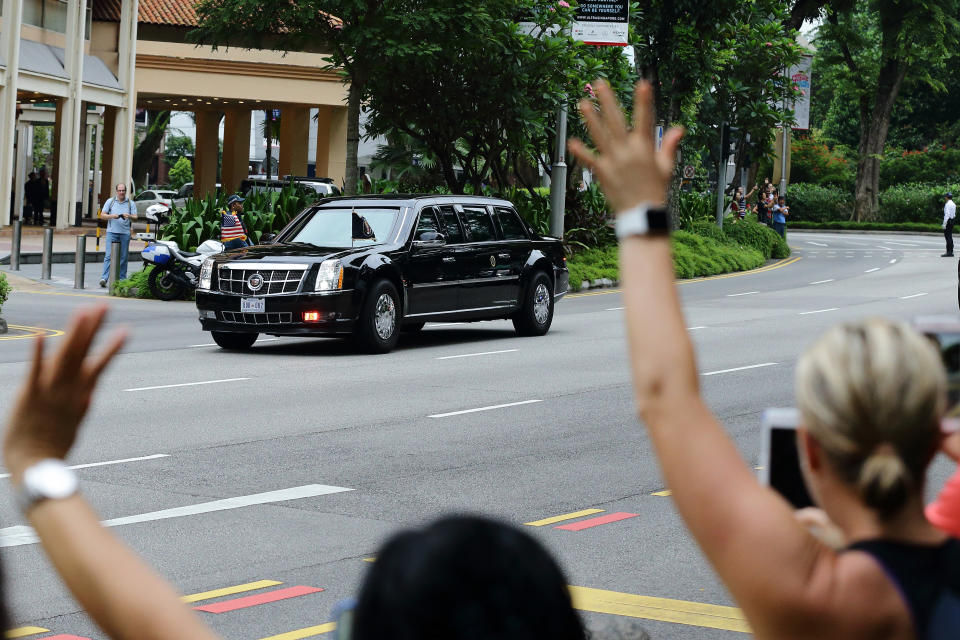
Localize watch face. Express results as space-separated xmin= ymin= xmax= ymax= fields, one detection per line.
xmin=24 ymin=460 xmax=79 ymax=500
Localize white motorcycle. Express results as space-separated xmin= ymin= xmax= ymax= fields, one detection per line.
xmin=139 ymin=203 xmax=224 ymax=300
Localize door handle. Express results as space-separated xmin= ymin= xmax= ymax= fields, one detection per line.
xmin=442 ymin=257 xmax=456 ymax=263
xmin=498 ymin=253 xmax=510 ymax=259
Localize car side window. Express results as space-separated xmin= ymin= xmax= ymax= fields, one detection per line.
xmin=414 ymin=208 xmax=441 ymax=240
xmin=460 ymin=206 xmax=497 ymax=242
xmin=437 ymin=205 xmax=464 ymax=243
xmin=136 ymin=191 xmax=153 ymax=201
xmin=495 ymin=207 xmax=528 ymax=240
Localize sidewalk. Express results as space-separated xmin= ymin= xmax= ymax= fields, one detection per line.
xmin=0 ymin=218 xmax=149 ymax=265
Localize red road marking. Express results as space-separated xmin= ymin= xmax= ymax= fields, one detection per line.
xmin=193 ymin=585 xmax=324 ymax=613
xmin=555 ymin=512 xmax=639 ymax=531
xmin=43 ymin=636 xmax=92 ymax=639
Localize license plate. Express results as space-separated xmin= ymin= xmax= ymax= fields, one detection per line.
xmin=240 ymin=297 xmax=265 ymax=313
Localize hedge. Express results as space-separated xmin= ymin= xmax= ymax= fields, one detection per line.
xmin=0 ymin=272 xmax=9 ymax=313
xmin=787 ymin=182 xmax=958 ymax=225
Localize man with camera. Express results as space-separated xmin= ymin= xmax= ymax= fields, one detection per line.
xmin=99 ymin=183 xmax=138 ymax=288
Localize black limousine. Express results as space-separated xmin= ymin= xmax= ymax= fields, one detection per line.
xmin=196 ymin=195 xmax=569 ymax=353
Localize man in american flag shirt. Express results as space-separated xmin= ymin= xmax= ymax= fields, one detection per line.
xmin=220 ymin=195 xmax=252 ymax=250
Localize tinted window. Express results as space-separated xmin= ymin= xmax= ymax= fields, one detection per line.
xmin=461 ymin=206 xmax=496 ymax=242
xmin=289 ymin=207 xmax=399 ymax=248
xmin=496 ymin=207 xmax=528 ymax=240
xmin=136 ymin=191 xmax=154 ymax=201
xmin=437 ymin=205 xmax=464 ymax=243
xmin=414 ymin=208 xmax=441 ymax=239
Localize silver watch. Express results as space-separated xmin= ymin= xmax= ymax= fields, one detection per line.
xmin=16 ymin=459 xmax=79 ymax=513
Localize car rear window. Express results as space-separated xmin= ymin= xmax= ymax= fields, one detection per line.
xmin=461 ymin=206 xmax=496 ymax=242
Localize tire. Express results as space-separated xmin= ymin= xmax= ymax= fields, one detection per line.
xmin=355 ymin=279 xmax=401 ymax=353
xmin=211 ymin=331 xmax=259 ymax=350
xmin=148 ymin=267 xmax=187 ymax=301
xmin=513 ymin=271 xmax=554 ymax=337
xmin=401 ymin=321 xmax=426 ymax=333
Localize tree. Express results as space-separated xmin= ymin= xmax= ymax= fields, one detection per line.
xmin=132 ymin=110 xmax=171 ymax=188
xmin=168 ymin=156 xmax=194 ymax=191
xmin=164 ymin=134 xmax=194 ymax=168
xmin=815 ymin=0 xmax=960 ymax=220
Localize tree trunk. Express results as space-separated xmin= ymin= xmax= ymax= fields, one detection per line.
xmin=132 ymin=110 xmax=170 ymax=187
xmin=852 ymin=60 xmax=906 ymax=221
xmin=344 ymin=81 xmax=362 ymax=196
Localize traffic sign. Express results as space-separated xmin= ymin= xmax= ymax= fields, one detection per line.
xmin=683 ymin=165 xmax=695 ymax=179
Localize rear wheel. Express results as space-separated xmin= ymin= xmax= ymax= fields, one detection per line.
xmin=355 ymin=280 xmax=401 ymax=353
xmin=148 ymin=267 xmax=186 ymax=301
xmin=211 ymin=331 xmax=258 ymax=350
xmin=513 ymin=271 xmax=554 ymax=337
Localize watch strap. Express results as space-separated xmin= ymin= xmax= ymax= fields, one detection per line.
xmin=615 ymin=205 xmax=670 ymax=239
xmin=15 ymin=459 xmax=79 ymax=514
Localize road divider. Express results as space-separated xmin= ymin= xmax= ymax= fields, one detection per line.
xmin=194 ymin=585 xmax=324 ymax=614
xmin=125 ymin=378 xmax=250 ymax=392
xmin=429 ymin=399 xmax=541 ymax=418
xmin=701 ymin=363 xmax=777 ymax=376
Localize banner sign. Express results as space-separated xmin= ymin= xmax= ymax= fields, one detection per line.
xmin=788 ymin=55 xmax=812 ymax=130
xmin=572 ymin=1 xmax=629 ymax=46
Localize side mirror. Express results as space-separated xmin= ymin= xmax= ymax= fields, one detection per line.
xmin=262 ymin=233 xmax=277 ymax=244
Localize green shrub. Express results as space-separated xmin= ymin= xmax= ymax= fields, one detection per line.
xmin=0 ymin=272 xmax=9 ymax=313
xmin=113 ymin=266 xmax=156 ymax=299
xmin=671 ymin=231 xmax=765 ymax=279
xmin=877 ymin=183 xmax=959 ymax=224
xmin=791 ymin=134 xmax=854 ymax=190
xmin=168 ymin=157 xmax=193 ymax=191
xmin=723 ymin=220 xmax=789 ymax=259
xmin=880 ymin=148 xmax=960 ymax=189
xmin=787 ymin=183 xmax=852 ymax=222
xmin=567 ymin=246 xmax=619 ymax=286
xmin=674 ymin=191 xmax=715 ymax=230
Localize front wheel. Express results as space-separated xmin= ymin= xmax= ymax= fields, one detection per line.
xmin=513 ymin=271 xmax=554 ymax=337
xmin=355 ymin=280 xmax=401 ymax=353
xmin=211 ymin=331 xmax=258 ymax=350
xmin=148 ymin=267 xmax=187 ymax=301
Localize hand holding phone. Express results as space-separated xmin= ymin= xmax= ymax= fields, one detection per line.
xmin=759 ymin=408 xmax=815 ymax=509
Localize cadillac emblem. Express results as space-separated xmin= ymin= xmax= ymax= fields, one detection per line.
xmin=490 ymin=255 xmax=496 ymax=267
xmin=247 ymin=273 xmax=264 ymax=292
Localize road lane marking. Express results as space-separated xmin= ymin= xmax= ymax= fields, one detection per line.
xmin=799 ymin=308 xmax=839 ymax=315
xmin=687 ymin=326 xmax=706 ymax=331
xmin=877 ymin=245 xmax=894 ymax=250
xmin=889 ymin=259 xmax=897 ymax=264
xmin=436 ymin=349 xmax=518 ymax=360
xmin=726 ymin=291 xmax=758 ymax=297
xmin=882 ymin=240 xmax=918 ymax=246
xmin=606 ymin=306 xmax=625 ymax=311
xmin=37 ymin=635 xmax=90 ymax=640
xmin=5 ymin=628 xmax=50 ymax=638
xmin=125 ymin=378 xmax=250 ymax=392
xmin=0 ymin=485 xmax=353 ymax=548
xmin=808 ymin=279 xmax=834 ymax=285
xmin=182 ymin=580 xmax=283 ymax=604
xmin=429 ymin=400 xmax=541 ymax=418
xmin=865 ymin=267 xmax=880 ymax=273
xmin=651 ymin=490 xmax=672 ymax=497
xmin=0 ymin=454 xmax=169 ymax=479
xmin=525 ymin=509 xmax=605 ymax=527
xmin=556 ymin=512 xmax=639 ymax=531
xmin=0 ymin=325 xmax=65 ymax=341
xmin=258 ymin=623 xmax=337 ymax=640
xmin=901 ymin=292 xmax=928 ymax=299
xmin=702 ymin=363 xmax=777 ymax=376
xmin=194 ymin=585 xmax=324 ymax=614
xmin=806 ymin=241 xmax=828 ymax=247
xmin=569 ymin=586 xmax=750 ymax=633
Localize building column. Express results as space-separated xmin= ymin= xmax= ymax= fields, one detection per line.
xmin=14 ymin=121 xmax=30 ymax=222
xmin=278 ymin=106 xmax=310 ymax=178
xmin=80 ymin=118 xmax=92 ymax=219
xmin=92 ymin=120 xmax=103 ymax=213
xmin=100 ymin=107 xmax=117 ymax=204
xmin=0 ymin=0 xmax=24 ymax=227
xmin=314 ymin=106 xmax=331 ymax=179
xmin=321 ymin=106 xmax=347 ymax=190
xmin=194 ymin=110 xmax=220 ymax=199
xmin=112 ymin=0 xmax=139 ymax=192
xmin=221 ymin=108 xmax=251 ymax=195
xmin=55 ymin=0 xmax=87 ymax=229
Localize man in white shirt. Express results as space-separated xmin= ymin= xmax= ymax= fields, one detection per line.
xmin=944 ymin=192 xmax=956 ymax=257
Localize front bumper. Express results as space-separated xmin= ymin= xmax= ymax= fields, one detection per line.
xmin=196 ymin=289 xmax=359 ymax=335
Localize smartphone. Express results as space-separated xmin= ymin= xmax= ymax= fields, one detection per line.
xmin=759 ymin=408 xmax=815 ymax=509
xmin=912 ymin=316 xmax=960 ymax=416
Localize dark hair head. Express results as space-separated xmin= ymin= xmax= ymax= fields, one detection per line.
xmin=352 ymin=515 xmax=585 ymax=640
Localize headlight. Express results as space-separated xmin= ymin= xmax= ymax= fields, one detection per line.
xmin=315 ymin=259 xmax=344 ymax=291
xmin=198 ymin=258 xmax=214 ymax=291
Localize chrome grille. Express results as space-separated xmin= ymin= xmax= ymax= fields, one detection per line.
xmin=220 ymin=311 xmax=293 ymax=325
xmin=217 ymin=267 xmax=306 ymax=295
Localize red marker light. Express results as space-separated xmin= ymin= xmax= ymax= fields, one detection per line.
xmin=303 ymin=311 xmax=320 ymax=322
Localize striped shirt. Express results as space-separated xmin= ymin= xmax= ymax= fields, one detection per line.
xmin=220 ymin=211 xmax=247 ymax=242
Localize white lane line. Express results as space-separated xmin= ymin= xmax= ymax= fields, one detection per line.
xmin=702 ymin=362 xmax=778 ymax=376
xmin=799 ymin=308 xmax=839 ymax=315
xmin=809 ymin=279 xmax=835 ymax=285
xmin=877 ymin=246 xmax=894 ymax=250
xmin=606 ymin=307 xmax=625 ymax=311
xmin=0 ymin=484 xmax=353 ymax=548
xmin=189 ymin=338 xmax=278 ymax=348
xmin=900 ymin=292 xmax=928 ymax=300
xmin=882 ymin=241 xmax=919 ymax=246
xmin=865 ymin=267 xmax=880 ymax=273
xmin=807 ymin=241 xmax=828 ymax=247
xmin=889 ymin=259 xmax=897 ymax=264
xmin=687 ymin=326 xmax=707 ymax=331
xmin=727 ymin=291 xmax=759 ymax=297
xmin=436 ymin=349 xmax=518 ymax=360
xmin=0 ymin=454 xmax=169 ymax=480
xmin=125 ymin=378 xmax=250 ymax=392
xmin=429 ymin=399 xmax=542 ymax=418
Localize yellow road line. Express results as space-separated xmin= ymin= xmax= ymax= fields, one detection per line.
xmin=569 ymin=586 xmax=750 ymax=633
xmin=566 ymin=256 xmax=802 ymax=298
xmin=5 ymin=628 xmax=49 ymax=639
xmin=524 ymin=508 xmax=604 ymax=527
xmin=181 ymin=579 xmax=283 ymax=604
xmin=0 ymin=325 xmax=65 ymax=341
xmin=651 ymin=490 xmax=672 ymax=497
xmin=258 ymin=622 xmax=337 ymax=640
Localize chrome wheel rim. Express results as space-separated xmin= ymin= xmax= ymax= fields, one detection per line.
xmin=533 ymin=283 xmax=550 ymax=324
xmin=374 ymin=293 xmax=396 ymax=340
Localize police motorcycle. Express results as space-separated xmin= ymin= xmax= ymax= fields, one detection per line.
xmin=139 ymin=203 xmax=224 ymax=300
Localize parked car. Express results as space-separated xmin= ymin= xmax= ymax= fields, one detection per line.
xmin=195 ymin=195 xmax=569 ymax=353
xmin=172 ymin=182 xmax=221 ymax=208
xmin=241 ymin=176 xmax=341 ymax=198
xmin=133 ymin=189 xmax=178 ymax=214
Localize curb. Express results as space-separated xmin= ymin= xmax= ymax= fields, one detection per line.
xmin=788 ymin=228 xmax=941 ymax=236
xmin=1 ymin=271 xmax=56 ymax=293
xmin=0 ymin=250 xmax=144 ymax=265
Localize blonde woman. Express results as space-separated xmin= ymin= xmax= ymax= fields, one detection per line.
xmin=569 ymin=80 xmax=960 ymax=640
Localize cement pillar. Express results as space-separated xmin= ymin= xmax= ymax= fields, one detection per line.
xmin=221 ymin=108 xmax=251 ymax=195
xmin=314 ymin=106 xmax=331 ymax=178
xmin=93 ymin=121 xmax=103 ymax=214
xmin=315 ymin=105 xmax=347 ymax=188
xmin=80 ymin=120 xmax=92 ymax=219
xmin=112 ymin=0 xmax=139 ymax=192
xmin=0 ymin=0 xmax=24 ymax=227
xmin=278 ymin=106 xmax=310 ymax=178
xmin=100 ymin=107 xmax=117 ymax=204
xmin=772 ymin=128 xmax=793 ymax=188
xmin=14 ymin=122 xmax=30 ymax=222
xmin=55 ymin=0 xmax=87 ymax=230
xmin=194 ymin=110 xmax=221 ymax=199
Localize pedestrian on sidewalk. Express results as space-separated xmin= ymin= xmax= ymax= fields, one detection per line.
xmin=220 ymin=195 xmax=252 ymax=250
xmin=943 ymin=193 xmax=956 ymax=257
xmin=99 ymin=183 xmax=137 ymax=287
xmin=771 ymin=195 xmax=789 ymax=237
xmin=24 ymin=172 xmax=39 ymax=224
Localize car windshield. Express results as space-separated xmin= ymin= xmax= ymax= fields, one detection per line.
xmin=289 ymin=207 xmax=399 ymax=248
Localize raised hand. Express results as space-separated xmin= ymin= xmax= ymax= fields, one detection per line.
xmin=567 ymin=80 xmax=684 ymax=213
xmin=3 ymin=305 xmax=126 ymax=483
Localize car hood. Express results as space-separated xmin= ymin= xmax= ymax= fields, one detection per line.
xmin=213 ymin=242 xmax=381 ymax=264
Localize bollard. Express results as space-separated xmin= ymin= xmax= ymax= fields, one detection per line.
xmin=74 ymin=235 xmax=86 ymax=289
xmin=11 ymin=220 xmax=21 ymax=271
xmin=107 ymin=241 xmax=120 ymax=295
xmin=41 ymin=228 xmax=53 ymax=280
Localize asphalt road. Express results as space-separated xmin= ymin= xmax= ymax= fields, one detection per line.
xmin=0 ymin=231 xmax=957 ymax=640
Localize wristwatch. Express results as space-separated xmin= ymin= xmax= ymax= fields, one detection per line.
xmin=615 ymin=204 xmax=671 ymax=239
xmin=15 ymin=459 xmax=79 ymax=514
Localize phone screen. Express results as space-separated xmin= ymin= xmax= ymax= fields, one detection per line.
xmin=768 ymin=426 xmax=815 ymax=509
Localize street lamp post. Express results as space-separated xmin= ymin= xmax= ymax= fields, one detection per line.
xmin=549 ymin=103 xmax=568 ymax=239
